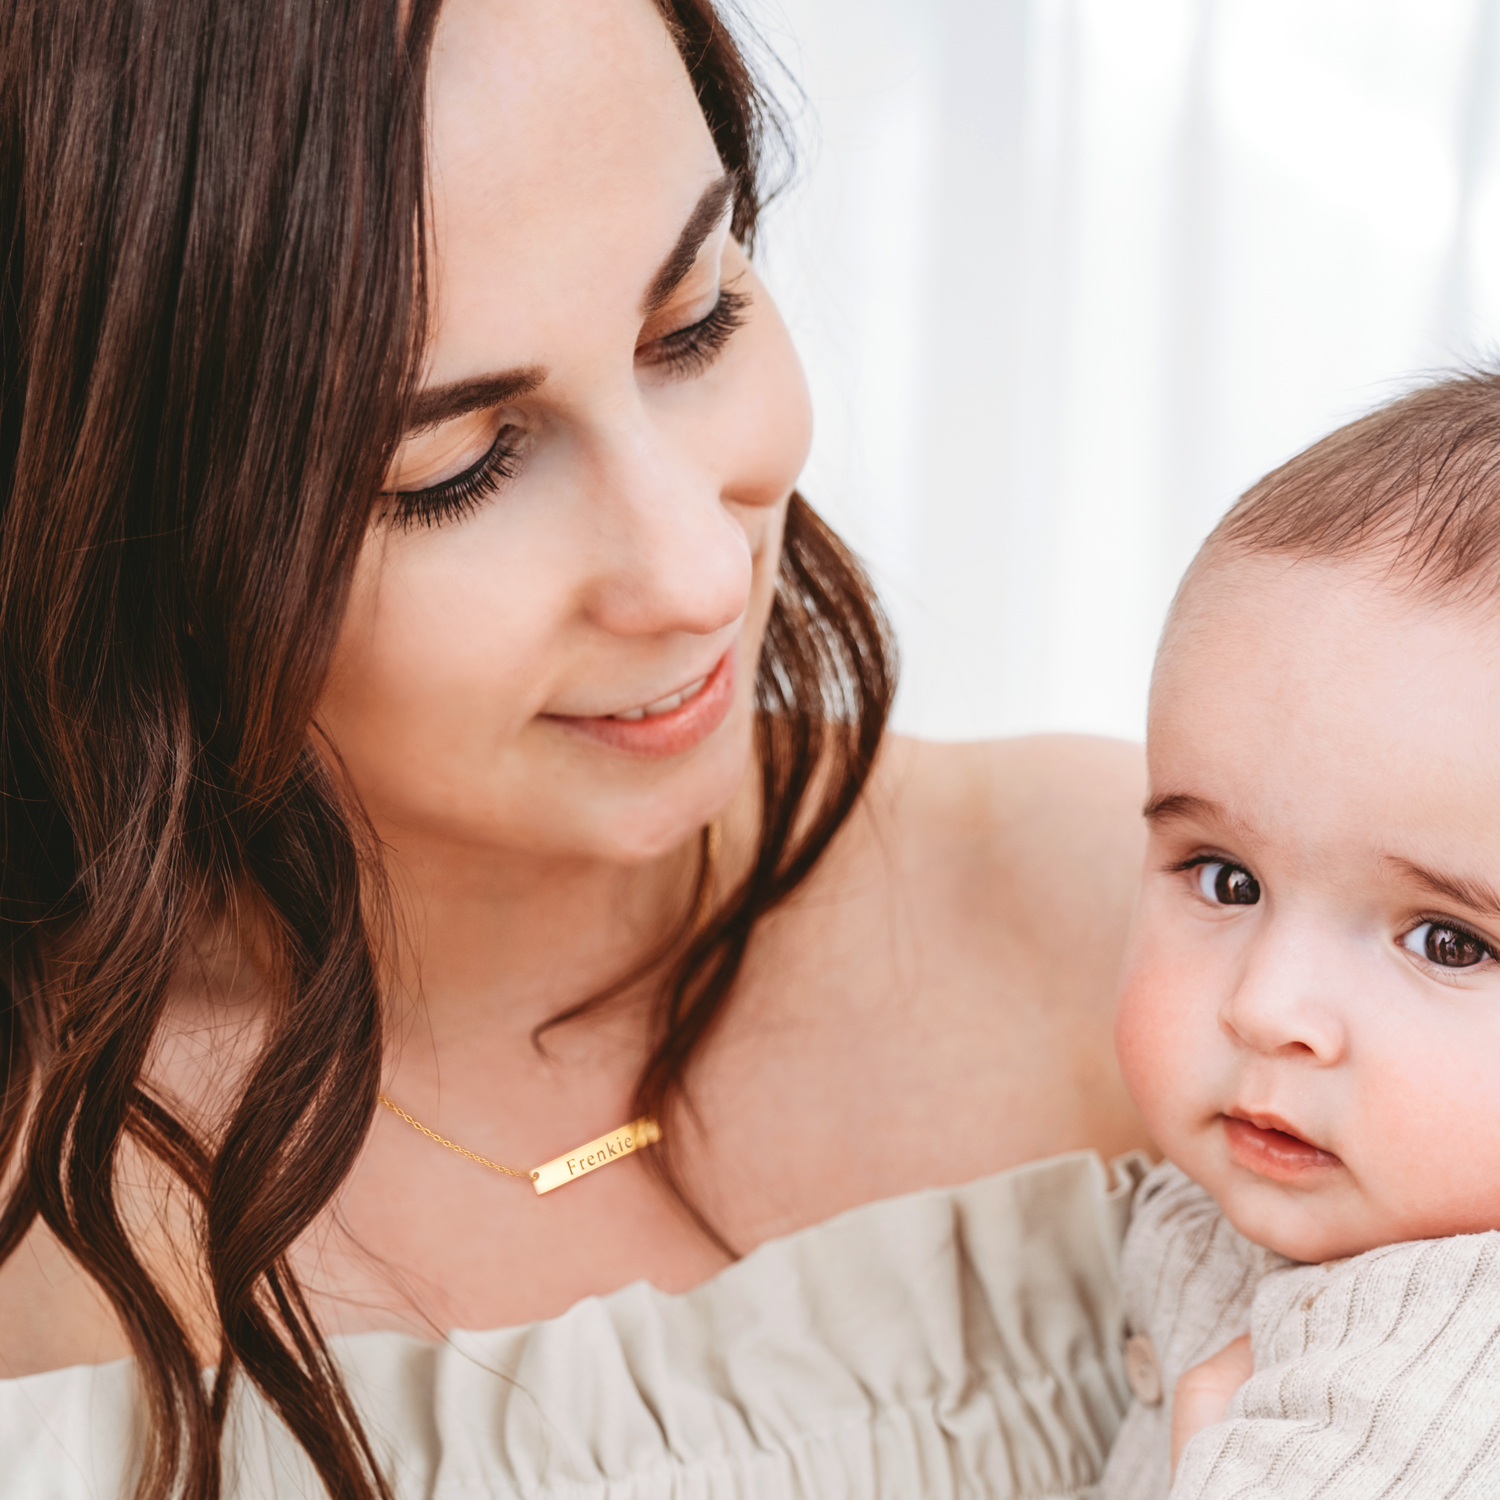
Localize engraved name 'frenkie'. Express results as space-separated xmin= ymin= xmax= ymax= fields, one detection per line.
xmin=530 ymin=1117 xmax=662 ymax=1195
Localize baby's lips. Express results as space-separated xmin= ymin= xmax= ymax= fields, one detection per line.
xmin=1222 ymin=1112 xmax=1343 ymax=1178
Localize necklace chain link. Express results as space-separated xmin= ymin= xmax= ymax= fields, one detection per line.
xmin=377 ymin=1093 xmax=533 ymax=1179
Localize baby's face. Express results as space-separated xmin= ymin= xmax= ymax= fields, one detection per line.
xmin=1118 ymin=551 xmax=1500 ymax=1262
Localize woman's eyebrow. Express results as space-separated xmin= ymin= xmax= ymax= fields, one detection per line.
xmin=1383 ymin=855 xmax=1500 ymax=919
xmin=405 ymin=367 xmax=545 ymax=436
xmin=401 ymin=176 xmax=733 ymax=438
xmin=641 ymin=173 xmax=734 ymax=316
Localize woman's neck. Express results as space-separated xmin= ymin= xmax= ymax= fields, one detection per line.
xmin=370 ymin=824 xmax=706 ymax=1073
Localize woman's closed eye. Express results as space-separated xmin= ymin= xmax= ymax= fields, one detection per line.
xmin=1177 ymin=855 xmax=1261 ymax=907
xmin=385 ymin=285 xmax=752 ymax=531
xmin=1399 ymin=920 xmax=1498 ymax=970
xmin=387 ymin=421 xmax=525 ymax=531
xmin=637 ymin=284 xmax=749 ymax=377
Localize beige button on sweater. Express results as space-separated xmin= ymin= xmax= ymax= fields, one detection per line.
xmin=1100 ymin=1162 xmax=1500 ymax=1500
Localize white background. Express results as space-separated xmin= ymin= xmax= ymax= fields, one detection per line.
xmin=745 ymin=0 xmax=1500 ymax=742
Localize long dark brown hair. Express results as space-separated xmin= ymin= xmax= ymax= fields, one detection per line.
xmin=0 ymin=1 xmax=894 ymax=1497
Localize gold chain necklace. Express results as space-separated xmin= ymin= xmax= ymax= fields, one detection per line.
xmin=378 ymin=822 xmax=719 ymax=1196
xmin=377 ymin=1094 xmax=661 ymax=1194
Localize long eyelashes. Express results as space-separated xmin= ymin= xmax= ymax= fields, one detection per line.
xmin=386 ymin=285 xmax=752 ymax=530
xmin=641 ymin=287 xmax=750 ymax=377
xmin=387 ymin=423 xmax=523 ymax=531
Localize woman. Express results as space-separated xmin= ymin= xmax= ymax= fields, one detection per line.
xmin=0 ymin=0 xmax=1150 ymax=1495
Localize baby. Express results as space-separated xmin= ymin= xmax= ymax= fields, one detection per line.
xmin=1099 ymin=371 xmax=1500 ymax=1499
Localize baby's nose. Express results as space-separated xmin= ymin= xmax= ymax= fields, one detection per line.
xmin=1218 ymin=946 xmax=1346 ymax=1065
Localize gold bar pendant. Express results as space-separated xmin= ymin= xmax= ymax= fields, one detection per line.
xmin=530 ymin=1117 xmax=661 ymax=1195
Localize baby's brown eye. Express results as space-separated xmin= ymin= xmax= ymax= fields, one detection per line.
xmin=1195 ymin=861 xmax=1260 ymax=906
xmin=1402 ymin=922 xmax=1493 ymax=968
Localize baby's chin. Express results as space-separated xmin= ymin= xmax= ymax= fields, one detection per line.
xmin=1226 ymin=1208 xmax=1362 ymax=1264
xmin=1212 ymin=1178 xmax=1410 ymax=1264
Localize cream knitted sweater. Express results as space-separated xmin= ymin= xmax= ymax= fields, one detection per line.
xmin=1099 ymin=1162 xmax=1500 ymax=1500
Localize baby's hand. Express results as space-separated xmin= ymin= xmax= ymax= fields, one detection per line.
xmin=1169 ymin=1334 xmax=1253 ymax=1480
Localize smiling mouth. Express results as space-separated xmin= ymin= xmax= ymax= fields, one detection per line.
xmin=1222 ymin=1112 xmax=1343 ymax=1180
xmin=607 ymin=673 xmax=711 ymax=721
xmin=544 ymin=649 xmax=737 ymax=759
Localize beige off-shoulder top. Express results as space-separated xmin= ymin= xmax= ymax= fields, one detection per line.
xmin=1 ymin=1151 xmax=1145 ymax=1498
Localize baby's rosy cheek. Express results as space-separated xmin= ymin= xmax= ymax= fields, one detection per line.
xmin=1115 ymin=973 xmax=1171 ymax=1113
xmin=1115 ymin=945 xmax=1207 ymax=1138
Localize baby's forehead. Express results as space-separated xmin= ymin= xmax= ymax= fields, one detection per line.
xmin=1158 ymin=545 xmax=1500 ymax=680
xmin=1146 ymin=552 xmax=1500 ymax=882
xmin=1146 ymin=552 xmax=1500 ymax=780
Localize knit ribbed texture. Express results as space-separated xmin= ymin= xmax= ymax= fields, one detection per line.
xmin=1100 ymin=1163 xmax=1500 ymax=1499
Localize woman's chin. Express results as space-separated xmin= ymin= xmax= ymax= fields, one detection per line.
xmin=582 ymin=756 xmax=750 ymax=866
xmin=551 ymin=692 xmax=756 ymax=865
xmin=488 ymin=737 xmax=753 ymax=867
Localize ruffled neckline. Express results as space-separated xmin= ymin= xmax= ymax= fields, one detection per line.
xmin=2 ymin=1149 xmax=1146 ymax=1500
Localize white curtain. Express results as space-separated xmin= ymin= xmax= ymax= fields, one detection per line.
xmin=747 ymin=0 xmax=1500 ymax=741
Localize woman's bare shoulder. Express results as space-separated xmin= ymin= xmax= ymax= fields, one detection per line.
xmin=0 ymin=1218 xmax=130 ymax=1379
xmin=0 ymin=950 xmax=242 ymax=1380
xmin=861 ymin=732 xmax=1148 ymax=1037
xmin=878 ymin=729 xmax=1144 ymax=812
xmin=868 ymin=731 xmax=1147 ymax=915
xmin=737 ymin=731 xmax=1153 ymax=1192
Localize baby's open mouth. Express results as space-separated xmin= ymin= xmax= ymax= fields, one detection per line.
xmin=1222 ymin=1112 xmax=1343 ymax=1179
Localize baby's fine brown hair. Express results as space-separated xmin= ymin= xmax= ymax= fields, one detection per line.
xmin=1205 ymin=369 xmax=1500 ymax=602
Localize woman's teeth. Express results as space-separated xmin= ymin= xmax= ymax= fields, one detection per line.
xmin=609 ymin=676 xmax=708 ymax=722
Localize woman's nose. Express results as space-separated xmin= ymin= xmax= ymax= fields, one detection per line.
xmin=574 ymin=419 xmax=753 ymax=640
xmin=1219 ymin=928 xmax=1348 ymax=1064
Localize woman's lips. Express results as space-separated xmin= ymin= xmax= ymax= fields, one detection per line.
xmin=1223 ymin=1113 xmax=1343 ymax=1181
xmin=545 ymin=649 xmax=736 ymax=759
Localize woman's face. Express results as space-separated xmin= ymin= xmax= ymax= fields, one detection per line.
xmin=318 ymin=0 xmax=811 ymax=864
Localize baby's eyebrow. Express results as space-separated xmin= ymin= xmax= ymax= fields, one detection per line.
xmin=1144 ymin=792 xmax=1224 ymax=826
xmin=1143 ymin=790 xmax=1261 ymax=846
xmin=1382 ymin=856 xmax=1500 ymax=919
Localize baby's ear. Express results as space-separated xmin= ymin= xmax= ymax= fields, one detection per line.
xmin=1170 ymin=1334 xmax=1253 ymax=1478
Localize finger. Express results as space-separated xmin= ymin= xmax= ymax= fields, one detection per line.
xmin=1170 ymin=1335 xmax=1253 ymax=1478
